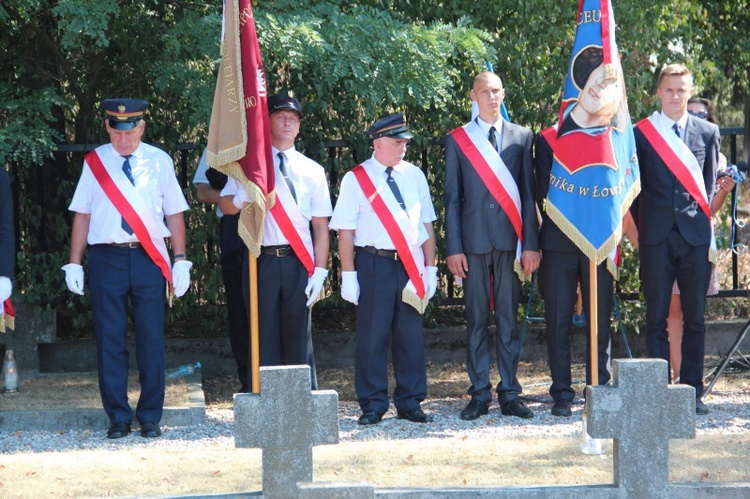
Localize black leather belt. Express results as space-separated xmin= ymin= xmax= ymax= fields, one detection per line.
xmin=358 ymin=245 xmax=399 ymax=261
xmin=261 ymin=245 xmax=293 ymax=257
xmin=110 ymin=241 xmax=141 ymax=249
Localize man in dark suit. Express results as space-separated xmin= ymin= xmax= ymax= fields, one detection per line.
xmin=193 ymin=148 xmax=250 ymax=393
xmin=445 ymin=71 xmax=540 ymax=420
xmin=633 ymin=64 xmax=719 ymax=415
xmin=535 ymin=129 xmax=614 ymax=418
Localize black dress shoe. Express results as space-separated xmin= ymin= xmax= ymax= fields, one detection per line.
xmin=140 ymin=421 xmax=162 ymax=438
xmin=501 ymin=399 xmax=534 ymax=419
xmin=358 ymin=410 xmax=382 ymax=425
xmin=460 ymin=399 xmax=490 ymax=421
xmin=397 ymin=407 xmax=433 ymax=423
xmin=107 ymin=422 xmax=131 ymax=439
xmin=695 ymin=399 xmax=710 ymax=415
xmin=551 ymin=399 xmax=573 ymax=417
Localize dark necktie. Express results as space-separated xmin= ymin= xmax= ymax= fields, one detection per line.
xmin=278 ymin=152 xmax=297 ymax=204
xmin=121 ymin=155 xmax=134 ymax=235
xmin=488 ymin=126 xmax=498 ymax=151
xmin=672 ymin=123 xmax=682 ymax=141
xmin=385 ymin=167 xmax=406 ymax=211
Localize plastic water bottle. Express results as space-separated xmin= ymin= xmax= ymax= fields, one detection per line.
xmin=165 ymin=362 xmax=201 ymax=379
xmin=2 ymin=349 xmax=19 ymax=392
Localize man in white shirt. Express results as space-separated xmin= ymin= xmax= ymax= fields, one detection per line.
xmin=220 ymin=92 xmax=331 ymax=390
xmin=62 ymin=98 xmax=191 ymax=439
xmin=330 ymin=114 xmax=438 ymax=425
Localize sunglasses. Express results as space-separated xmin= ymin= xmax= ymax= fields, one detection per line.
xmin=688 ymin=110 xmax=709 ymax=119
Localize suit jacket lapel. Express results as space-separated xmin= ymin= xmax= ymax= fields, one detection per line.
xmin=500 ymin=121 xmax=513 ymax=162
xmin=685 ymin=115 xmax=698 ymax=149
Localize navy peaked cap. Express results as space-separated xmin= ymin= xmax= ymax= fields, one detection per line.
xmin=102 ymin=98 xmax=149 ymax=130
xmin=366 ymin=113 xmax=413 ymax=140
xmin=268 ymin=91 xmax=302 ymax=117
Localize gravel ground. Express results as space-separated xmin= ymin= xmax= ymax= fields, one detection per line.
xmin=1 ymin=386 xmax=749 ymax=455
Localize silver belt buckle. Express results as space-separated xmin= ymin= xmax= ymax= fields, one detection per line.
xmin=127 ymin=241 xmax=139 ymax=248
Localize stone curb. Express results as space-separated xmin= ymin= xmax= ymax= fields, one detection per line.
xmin=0 ymin=374 xmax=205 ymax=432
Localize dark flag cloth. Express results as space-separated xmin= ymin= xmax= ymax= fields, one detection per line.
xmin=1 ymin=299 xmax=15 ymax=332
xmin=206 ymin=0 xmax=275 ymax=257
xmin=545 ymin=0 xmax=640 ymax=276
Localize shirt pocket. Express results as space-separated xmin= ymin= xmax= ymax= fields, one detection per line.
xmin=295 ymin=183 xmax=312 ymax=220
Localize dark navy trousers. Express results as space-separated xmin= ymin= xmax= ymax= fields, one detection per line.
xmin=242 ymin=250 xmax=318 ymax=389
xmin=89 ymin=244 xmax=165 ymax=425
xmin=463 ymin=249 xmax=522 ymax=404
xmin=641 ymin=230 xmax=711 ymax=397
xmin=220 ymin=213 xmax=250 ymax=391
xmin=354 ymin=249 xmax=427 ymax=415
xmin=539 ymin=250 xmax=613 ymax=402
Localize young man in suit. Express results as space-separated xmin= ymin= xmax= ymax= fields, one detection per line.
xmin=444 ymin=71 xmax=540 ymax=421
xmin=633 ymin=64 xmax=719 ymax=415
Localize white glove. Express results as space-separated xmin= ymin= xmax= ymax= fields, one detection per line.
xmin=0 ymin=276 xmax=11 ymax=302
xmin=232 ymin=187 xmax=250 ymax=209
xmin=341 ymin=271 xmax=360 ymax=305
xmin=426 ymin=266 xmax=438 ymax=300
xmin=62 ymin=263 xmax=85 ymax=295
xmin=305 ymin=267 xmax=328 ymax=307
xmin=172 ymin=260 xmax=193 ymax=298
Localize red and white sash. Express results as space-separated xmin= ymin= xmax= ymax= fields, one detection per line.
xmin=636 ymin=113 xmax=712 ymax=220
xmin=268 ymin=163 xmax=315 ymax=277
xmin=85 ymin=151 xmax=173 ymax=288
xmin=0 ymin=298 xmax=14 ymax=332
xmin=636 ymin=112 xmax=716 ymax=260
xmin=450 ymin=122 xmax=524 ymax=279
xmin=351 ymin=163 xmax=428 ymax=314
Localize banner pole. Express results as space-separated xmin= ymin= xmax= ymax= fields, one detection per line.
xmin=589 ymin=258 xmax=599 ymax=387
xmin=250 ymin=253 xmax=260 ymax=393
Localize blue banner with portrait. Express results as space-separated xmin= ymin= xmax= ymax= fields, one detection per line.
xmin=546 ymin=0 xmax=640 ymax=266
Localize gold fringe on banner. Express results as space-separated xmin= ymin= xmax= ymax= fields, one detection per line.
xmin=546 ymin=177 xmax=641 ymax=280
xmin=206 ymin=0 xmax=248 ymax=170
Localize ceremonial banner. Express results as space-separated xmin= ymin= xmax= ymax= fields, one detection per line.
xmin=206 ymin=0 xmax=274 ymax=257
xmin=546 ymin=0 xmax=640 ymax=267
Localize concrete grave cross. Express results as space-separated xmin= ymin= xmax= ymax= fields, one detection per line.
xmin=586 ymin=359 xmax=695 ymax=497
xmin=233 ymin=365 xmax=339 ymax=498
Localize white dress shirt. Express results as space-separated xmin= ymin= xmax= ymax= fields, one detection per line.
xmin=329 ymin=155 xmax=437 ymax=249
xmin=68 ymin=143 xmax=189 ymax=245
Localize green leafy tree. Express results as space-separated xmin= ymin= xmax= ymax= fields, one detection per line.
xmin=2 ymin=0 xmax=748 ymax=335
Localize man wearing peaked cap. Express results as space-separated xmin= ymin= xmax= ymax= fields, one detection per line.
xmin=102 ymin=98 xmax=149 ymax=130
xmin=219 ymin=91 xmax=332 ymax=391
xmin=267 ymin=91 xmax=303 ymax=117
xmin=366 ymin=113 xmax=414 ymax=141
xmin=63 ymin=97 xmax=191 ymax=439
xmin=330 ymin=113 xmax=438 ymax=425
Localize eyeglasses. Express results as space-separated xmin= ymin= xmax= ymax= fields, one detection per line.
xmin=688 ymin=110 xmax=709 ymax=119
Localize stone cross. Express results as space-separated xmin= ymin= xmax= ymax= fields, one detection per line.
xmin=586 ymin=359 xmax=695 ymax=497
xmin=233 ymin=365 xmax=339 ymax=498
